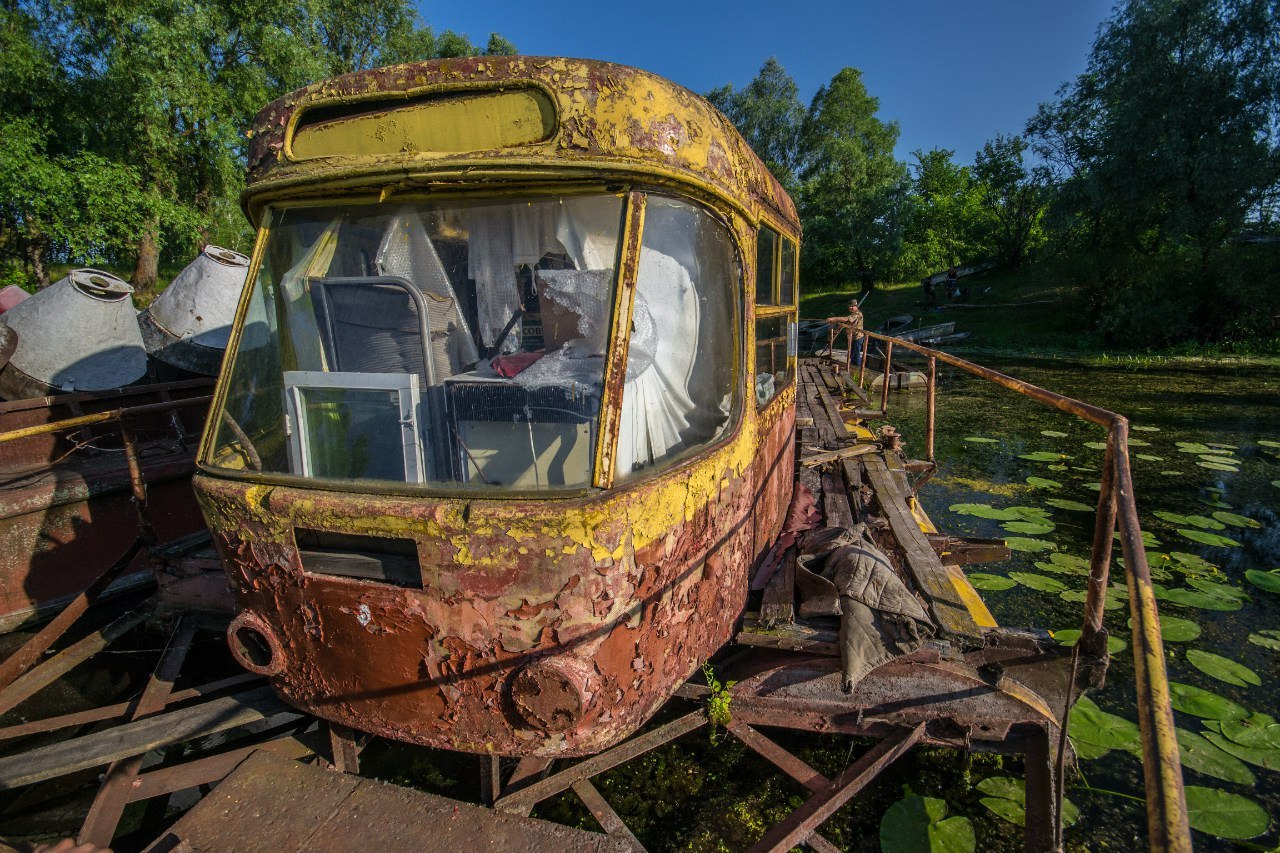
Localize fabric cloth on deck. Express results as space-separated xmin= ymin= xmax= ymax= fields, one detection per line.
xmin=798 ymin=524 xmax=934 ymax=693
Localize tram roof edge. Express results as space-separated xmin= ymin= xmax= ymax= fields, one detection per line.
xmin=242 ymin=56 xmax=798 ymax=230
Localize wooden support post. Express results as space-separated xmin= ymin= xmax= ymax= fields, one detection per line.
xmin=572 ymin=778 xmax=646 ymax=851
xmin=480 ymin=754 xmax=502 ymax=806
xmin=80 ymin=617 xmax=197 ymax=847
xmin=329 ymin=723 xmax=361 ymax=774
xmin=879 ymin=340 xmax=893 ymax=415
xmin=1023 ymin=727 xmax=1060 ymax=853
xmin=926 ymin=356 xmax=937 ymax=462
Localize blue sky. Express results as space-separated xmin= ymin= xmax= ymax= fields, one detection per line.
xmin=419 ymin=1 xmax=1116 ymax=166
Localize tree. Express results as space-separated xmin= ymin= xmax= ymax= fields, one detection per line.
xmin=707 ymin=58 xmax=807 ymax=193
xmin=895 ymin=148 xmax=985 ymax=278
xmin=972 ymin=134 xmax=1046 ymax=268
xmin=1027 ymin=0 xmax=1280 ymax=342
xmin=798 ymin=67 xmax=910 ymax=287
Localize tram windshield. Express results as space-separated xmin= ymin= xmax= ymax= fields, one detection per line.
xmin=206 ymin=193 xmax=740 ymax=491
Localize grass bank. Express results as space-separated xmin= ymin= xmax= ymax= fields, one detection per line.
xmin=801 ymin=266 xmax=1280 ymax=368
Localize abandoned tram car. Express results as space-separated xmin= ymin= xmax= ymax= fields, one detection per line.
xmin=197 ymin=57 xmax=802 ymax=755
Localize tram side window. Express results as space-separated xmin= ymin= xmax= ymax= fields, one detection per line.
xmin=206 ymin=194 xmax=626 ymax=491
xmin=614 ymin=197 xmax=741 ymax=483
xmin=755 ymin=225 xmax=798 ymax=406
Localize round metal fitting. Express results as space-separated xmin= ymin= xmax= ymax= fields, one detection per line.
xmin=226 ymin=611 xmax=285 ymax=677
xmin=510 ymin=656 xmax=596 ymax=733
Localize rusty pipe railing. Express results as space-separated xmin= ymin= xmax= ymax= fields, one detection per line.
xmin=843 ymin=329 xmax=1190 ymax=853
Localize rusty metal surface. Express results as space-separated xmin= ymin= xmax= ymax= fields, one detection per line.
xmin=194 ymin=392 xmax=794 ymax=757
xmin=146 ymin=750 xmax=633 ymax=853
xmin=242 ymin=57 xmax=797 ymax=233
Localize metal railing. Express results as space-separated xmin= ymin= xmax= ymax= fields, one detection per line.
xmin=836 ymin=328 xmax=1191 ymax=853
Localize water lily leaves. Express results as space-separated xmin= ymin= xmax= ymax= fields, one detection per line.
xmin=1069 ymin=695 xmax=1141 ymax=751
xmin=1155 ymin=511 xmax=1225 ymax=530
xmin=975 ymin=777 xmax=1078 ymax=828
xmin=950 ymin=503 xmax=1016 ymax=520
xmin=1161 ymin=470 xmax=1182 ymax=476
xmin=1047 ymin=463 xmax=1068 ymax=471
xmin=1185 ymin=577 xmax=1247 ymax=601
xmin=1175 ymin=728 xmax=1255 ymax=785
xmin=1160 ymin=588 xmax=1243 ymax=611
xmin=1202 ymin=732 xmax=1280 ymax=773
xmin=1061 ymin=587 xmax=1125 ymax=610
xmin=1199 ymin=496 xmax=1233 ymax=509
xmin=964 ymin=436 xmax=999 ymax=444
xmin=1002 ymin=520 xmax=1056 ymax=535
xmin=1004 ymin=537 xmax=1057 ymax=553
xmin=1025 ymin=476 xmax=1062 ymax=490
xmin=1132 ymin=425 xmax=1160 ymax=432
xmin=1052 ymin=629 xmax=1126 ymax=654
xmin=1177 ymin=529 xmax=1241 ymax=547
xmin=1177 ymin=442 xmax=1215 ymax=454
xmin=1045 ymin=498 xmax=1094 ymax=512
xmin=1244 ymin=570 xmax=1280 ymax=593
xmin=1168 ymin=682 xmax=1248 ymax=721
xmin=1170 ymin=552 xmax=1217 ymax=573
xmin=1083 ymin=441 xmax=1108 ymax=450
xmin=1130 ymin=614 xmax=1202 ymax=642
xmin=1019 ymin=451 xmax=1065 ymax=462
xmin=1183 ymin=786 xmax=1271 ymax=839
xmin=1085 ymin=481 xmax=1103 ymax=490
xmin=1198 ymin=459 xmax=1239 ymax=472
xmin=1135 ymin=453 xmax=1164 ymax=462
xmin=1040 ymin=430 xmax=1069 ymax=438
xmin=1035 ymin=552 xmax=1090 ymax=576
xmin=880 ymin=795 xmax=975 ymax=853
xmin=968 ymin=572 xmax=1016 ymax=591
xmin=1008 ymin=572 xmax=1067 ymax=593
xmin=1272 ymin=480 xmax=1280 ymax=489
xmin=1213 ymin=511 xmax=1260 ymax=528
xmin=1219 ymin=713 xmax=1280 ymax=749
xmin=1248 ymin=629 xmax=1280 ymax=651
xmin=1185 ymin=650 xmax=1261 ymax=687
xmin=1259 ymin=440 xmax=1280 ymax=448
xmin=1127 ymin=437 xmax=1151 ymax=447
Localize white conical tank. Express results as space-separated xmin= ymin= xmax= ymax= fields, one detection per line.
xmin=139 ymin=245 xmax=250 ymax=375
xmin=0 ymin=269 xmax=148 ymax=400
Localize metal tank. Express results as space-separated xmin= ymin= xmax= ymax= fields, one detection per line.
xmin=140 ymin=245 xmax=250 ymax=376
xmin=0 ymin=269 xmax=148 ymax=400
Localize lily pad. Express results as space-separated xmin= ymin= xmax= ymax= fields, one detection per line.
xmin=1068 ymin=695 xmax=1141 ymax=751
xmin=949 ymin=503 xmax=1025 ymax=521
xmin=1177 ymin=529 xmax=1241 ymax=547
xmin=968 ymin=573 xmax=1016 ymax=591
xmin=1185 ymin=650 xmax=1261 ymax=687
xmin=1047 ymin=463 xmax=1068 ymax=471
xmin=1025 ymin=476 xmax=1062 ymax=490
xmin=1083 ymin=441 xmax=1108 ymax=450
xmin=1185 ymin=577 xmax=1247 ymax=601
xmin=880 ymin=795 xmax=975 ymax=853
xmin=1259 ymin=440 xmax=1280 ymax=448
xmin=1176 ymin=442 xmax=1215 ymax=454
xmin=1135 ymin=453 xmax=1165 ymax=462
xmin=975 ymin=777 xmax=1078 ymax=828
xmin=1213 ymin=511 xmax=1260 ymax=528
xmin=1182 ymin=514 xmax=1227 ymax=530
xmin=1168 ymin=682 xmax=1248 ymax=720
xmin=1199 ymin=496 xmax=1233 ymax=509
xmin=1248 ymin=629 xmax=1280 ymax=651
xmin=1035 ymin=552 xmax=1090 ymax=576
xmin=1219 ymin=713 xmax=1280 ymax=749
xmin=1052 ymin=629 xmax=1126 ymax=654
xmin=1019 ymin=451 xmax=1066 ymax=462
xmin=1184 ymin=786 xmax=1270 ymax=839
xmin=1203 ymin=732 xmax=1280 ymax=773
xmin=1198 ymin=460 xmax=1239 ymax=472
xmin=1085 ymin=481 xmax=1102 ymax=490
xmin=1004 ymin=537 xmax=1056 ymax=553
xmin=963 ymin=436 xmax=999 ymax=444
xmin=1002 ymin=520 xmax=1056 ymax=535
xmin=1170 ymin=552 xmax=1216 ymax=573
xmin=1175 ymin=728 xmax=1255 ymax=785
xmin=1040 ymin=430 xmax=1069 ymax=438
xmin=1160 ymin=470 xmax=1182 ymax=476
xmin=1045 ymin=498 xmax=1094 ymax=512
xmin=1127 ymin=437 xmax=1151 ymax=447
xmin=1160 ymin=588 xmax=1243 ymax=611
xmin=1245 ymin=570 xmax=1280 ymax=593
xmin=1007 ymin=572 xmax=1067 ymax=593
xmin=1061 ymin=588 xmax=1125 ymax=611
xmin=1132 ymin=425 xmax=1160 ymax=432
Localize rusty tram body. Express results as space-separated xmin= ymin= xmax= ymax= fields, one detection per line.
xmin=196 ymin=57 xmax=808 ymax=756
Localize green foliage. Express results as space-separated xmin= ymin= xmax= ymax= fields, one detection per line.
xmin=0 ymin=0 xmax=515 ymax=288
xmin=706 ymin=58 xmax=806 ymax=194
xmin=879 ymin=794 xmax=975 ymax=853
xmin=701 ymin=662 xmax=736 ymax=741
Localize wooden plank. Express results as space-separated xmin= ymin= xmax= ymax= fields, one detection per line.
xmin=759 ymin=545 xmax=796 ymax=628
xmin=798 ymin=443 xmax=877 ymax=468
xmin=0 ymin=673 xmax=261 ymax=741
xmin=80 ymin=618 xmax=197 ymax=846
xmin=0 ymin=607 xmax=150 ymax=716
xmin=129 ymin=730 xmax=319 ymax=803
xmin=572 ymin=778 xmax=646 ymax=851
xmin=746 ymin=724 xmax=926 ymax=853
xmin=0 ymin=687 xmax=290 ymax=790
xmin=820 ymin=470 xmax=855 ymax=531
xmin=862 ymin=454 xmax=984 ymax=643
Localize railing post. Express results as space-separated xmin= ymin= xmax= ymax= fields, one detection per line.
xmin=858 ymin=333 xmax=868 ymax=387
xmin=879 ymin=340 xmax=893 ymax=415
xmin=1079 ymin=435 xmax=1119 ymax=660
xmin=1111 ymin=422 xmax=1191 ymax=853
xmin=925 ymin=356 xmax=937 ymax=462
